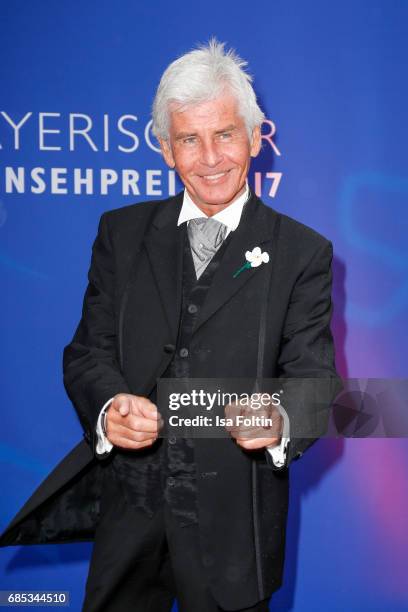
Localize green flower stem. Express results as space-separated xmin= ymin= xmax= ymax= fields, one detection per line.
xmin=233 ymin=261 xmax=251 ymax=278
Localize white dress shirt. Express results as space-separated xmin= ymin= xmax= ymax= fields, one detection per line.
xmin=177 ymin=183 xmax=250 ymax=236
xmin=96 ymin=184 xmax=290 ymax=467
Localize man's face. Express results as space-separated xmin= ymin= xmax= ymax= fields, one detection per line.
xmin=159 ymin=93 xmax=261 ymax=216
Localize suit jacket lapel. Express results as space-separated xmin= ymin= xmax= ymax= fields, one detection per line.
xmin=143 ymin=192 xmax=185 ymax=341
xmin=193 ymin=194 xmax=278 ymax=333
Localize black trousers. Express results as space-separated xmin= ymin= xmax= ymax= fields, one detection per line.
xmin=83 ymin=465 xmax=271 ymax=612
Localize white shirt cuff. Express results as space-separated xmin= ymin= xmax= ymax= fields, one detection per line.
xmin=267 ymin=437 xmax=290 ymax=467
xmin=95 ymin=397 xmax=115 ymax=455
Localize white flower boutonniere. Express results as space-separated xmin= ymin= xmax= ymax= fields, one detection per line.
xmin=233 ymin=247 xmax=270 ymax=278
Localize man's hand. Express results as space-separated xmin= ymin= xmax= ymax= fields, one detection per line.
xmin=105 ymin=393 xmax=162 ymax=450
xmin=225 ymin=396 xmax=283 ymax=451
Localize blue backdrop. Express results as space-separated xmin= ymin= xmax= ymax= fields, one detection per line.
xmin=1 ymin=1 xmax=407 ymax=610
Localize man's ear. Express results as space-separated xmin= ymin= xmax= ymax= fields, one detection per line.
xmin=159 ymin=138 xmax=176 ymax=168
xmin=250 ymin=125 xmax=262 ymax=158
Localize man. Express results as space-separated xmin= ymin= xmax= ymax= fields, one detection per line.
xmin=0 ymin=40 xmax=338 ymax=611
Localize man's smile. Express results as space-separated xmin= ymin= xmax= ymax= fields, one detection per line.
xmin=198 ymin=169 xmax=232 ymax=182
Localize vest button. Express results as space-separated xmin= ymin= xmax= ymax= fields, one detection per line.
xmin=168 ymin=436 xmax=177 ymax=445
xmin=179 ymin=348 xmax=189 ymax=358
xmin=188 ymin=303 xmax=198 ymax=314
xmin=202 ymin=554 xmax=214 ymax=567
xmin=167 ymin=476 xmax=176 ymax=487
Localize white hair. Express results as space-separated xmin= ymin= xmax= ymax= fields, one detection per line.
xmin=152 ymin=38 xmax=265 ymax=140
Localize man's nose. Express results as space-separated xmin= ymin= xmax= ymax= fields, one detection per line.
xmin=200 ymin=140 xmax=223 ymax=167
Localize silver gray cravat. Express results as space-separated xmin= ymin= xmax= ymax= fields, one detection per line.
xmin=187 ymin=217 xmax=228 ymax=279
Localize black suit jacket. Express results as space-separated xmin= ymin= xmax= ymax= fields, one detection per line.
xmin=0 ymin=192 xmax=339 ymax=609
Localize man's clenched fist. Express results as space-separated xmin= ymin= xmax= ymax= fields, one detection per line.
xmin=105 ymin=393 xmax=162 ymax=450
xmin=225 ymin=395 xmax=284 ymax=451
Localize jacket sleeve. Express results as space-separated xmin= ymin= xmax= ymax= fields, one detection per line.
xmin=63 ymin=212 xmax=130 ymax=454
xmin=267 ymin=239 xmax=340 ymax=470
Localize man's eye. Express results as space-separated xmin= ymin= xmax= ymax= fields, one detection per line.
xmin=218 ymin=132 xmax=232 ymax=140
xmin=183 ymin=137 xmax=196 ymax=144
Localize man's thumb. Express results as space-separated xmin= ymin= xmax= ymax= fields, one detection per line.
xmin=113 ymin=396 xmax=130 ymax=416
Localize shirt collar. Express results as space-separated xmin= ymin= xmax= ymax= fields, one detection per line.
xmin=177 ymin=182 xmax=250 ymax=233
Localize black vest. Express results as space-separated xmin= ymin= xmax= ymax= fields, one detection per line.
xmin=111 ymin=224 xmax=232 ymax=525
